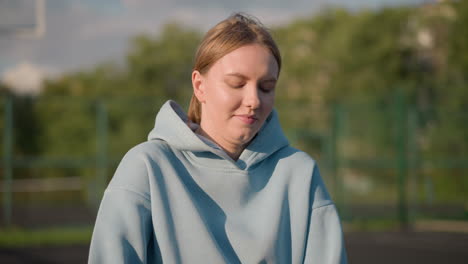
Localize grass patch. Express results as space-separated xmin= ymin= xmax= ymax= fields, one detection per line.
xmin=0 ymin=226 xmax=93 ymax=247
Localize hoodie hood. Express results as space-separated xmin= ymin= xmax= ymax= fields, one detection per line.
xmin=147 ymin=100 xmax=289 ymax=169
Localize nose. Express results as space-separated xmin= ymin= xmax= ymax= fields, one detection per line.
xmin=244 ymin=84 xmax=261 ymax=110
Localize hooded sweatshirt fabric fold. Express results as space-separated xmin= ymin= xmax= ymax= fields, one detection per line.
xmin=89 ymin=100 xmax=347 ymax=264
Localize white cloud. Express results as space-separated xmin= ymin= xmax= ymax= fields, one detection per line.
xmin=1 ymin=61 xmax=56 ymax=96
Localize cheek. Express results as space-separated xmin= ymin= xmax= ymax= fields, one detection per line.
xmin=206 ymin=83 xmax=241 ymax=109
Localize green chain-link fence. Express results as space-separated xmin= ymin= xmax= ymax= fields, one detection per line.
xmin=1 ymin=95 xmax=467 ymax=229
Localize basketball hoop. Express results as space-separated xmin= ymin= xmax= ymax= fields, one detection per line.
xmin=0 ymin=0 xmax=46 ymax=38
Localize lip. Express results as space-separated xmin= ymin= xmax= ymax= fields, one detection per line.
xmin=235 ymin=114 xmax=258 ymax=125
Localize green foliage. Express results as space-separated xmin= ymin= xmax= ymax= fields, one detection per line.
xmin=1 ymin=23 xmax=201 ymax=207
xmin=126 ymin=23 xmax=200 ymax=100
xmin=44 ymin=23 xmax=199 ymax=158
xmin=12 ymin=23 xmax=201 ymax=177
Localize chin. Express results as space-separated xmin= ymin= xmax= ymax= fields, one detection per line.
xmin=235 ymin=133 xmax=256 ymax=145
xmin=231 ymin=125 xmax=261 ymax=142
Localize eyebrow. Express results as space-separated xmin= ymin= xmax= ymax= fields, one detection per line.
xmin=225 ymin=73 xmax=277 ymax=82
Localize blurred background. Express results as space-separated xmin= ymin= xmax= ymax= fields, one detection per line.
xmin=0 ymin=0 xmax=467 ymax=263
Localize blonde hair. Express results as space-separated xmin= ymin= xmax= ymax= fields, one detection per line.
xmin=188 ymin=13 xmax=282 ymax=124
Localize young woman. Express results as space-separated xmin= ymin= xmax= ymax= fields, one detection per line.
xmin=89 ymin=13 xmax=347 ymax=264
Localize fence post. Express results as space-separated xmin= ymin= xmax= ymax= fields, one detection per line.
xmin=330 ymin=103 xmax=345 ymax=218
xmin=396 ymin=91 xmax=409 ymax=229
xmin=95 ymin=100 xmax=108 ymax=209
xmin=407 ymin=106 xmax=419 ymax=223
xmin=2 ymin=96 xmax=13 ymax=227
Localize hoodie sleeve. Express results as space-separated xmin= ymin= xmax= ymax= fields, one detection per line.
xmin=88 ymin=146 xmax=161 ymax=264
xmin=303 ymin=165 xmax=348 ymax=264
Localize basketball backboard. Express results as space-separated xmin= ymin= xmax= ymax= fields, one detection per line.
xmin=0 ymin=0 xmax=46 ymax=38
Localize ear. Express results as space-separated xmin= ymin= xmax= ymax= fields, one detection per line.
xmin=192 ymin=70 xmax=206 ymax=103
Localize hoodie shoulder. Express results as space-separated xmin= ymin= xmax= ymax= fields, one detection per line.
xmin=106 ymin=139 xmax=172 ymax=200
xmin=274 ymin=146 xmax=317 ymax=170
xmin=275 ymin=146 xmax=334 ymax=209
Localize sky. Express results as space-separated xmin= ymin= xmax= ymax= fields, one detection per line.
xmin=0 ymin=0 xmax=431 ymax=93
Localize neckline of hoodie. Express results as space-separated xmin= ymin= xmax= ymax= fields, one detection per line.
xmin=179 ymin=146 xmax=290 ymax=173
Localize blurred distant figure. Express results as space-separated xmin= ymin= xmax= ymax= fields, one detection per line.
xmin=88 ymin=13 xmax=347 ymax=264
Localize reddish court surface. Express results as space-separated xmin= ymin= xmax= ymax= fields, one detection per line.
xmin=0 ymin=231 xmax=467 ymax=264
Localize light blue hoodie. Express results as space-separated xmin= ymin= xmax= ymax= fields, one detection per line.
xmin=88 ymin=100 xmax=347 ymax=264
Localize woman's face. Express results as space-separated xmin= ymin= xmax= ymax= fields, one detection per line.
xmin=192 ymin=44 xmax=279 ymax=152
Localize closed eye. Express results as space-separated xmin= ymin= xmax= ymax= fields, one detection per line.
xmin=224 ymin=74 xmax=246 ymax=88
xmin=226 ymin=81 xmax=245 ymax=88
xmin=259 ymin=81 xmax=276 ymax=92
